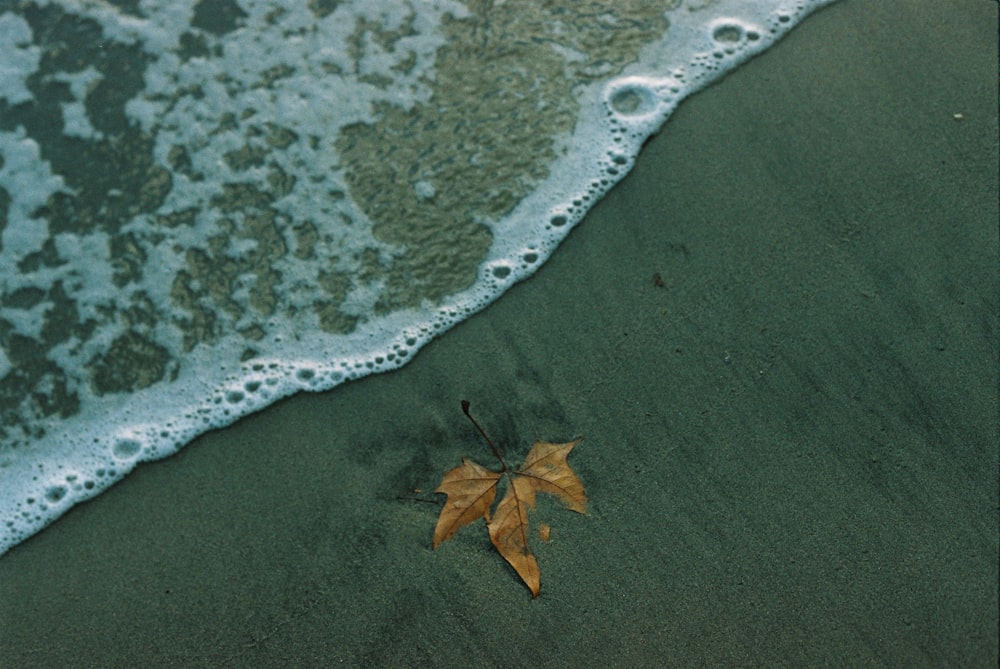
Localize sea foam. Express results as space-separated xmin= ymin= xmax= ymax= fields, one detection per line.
xmin=0 ymin=0 xmax=834 ymax=555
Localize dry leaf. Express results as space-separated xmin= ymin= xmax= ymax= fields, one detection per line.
xmin=433 ymin=458 xmax=501 ymax=548
xmin=433 ymin=401 xmax=586 ymax=597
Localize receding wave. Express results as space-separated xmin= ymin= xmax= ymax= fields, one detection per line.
xmin=0 ymin=0 xmax=834 ymax=554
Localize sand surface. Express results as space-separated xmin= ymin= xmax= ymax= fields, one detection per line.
xmin=1 ymin=1 xmax=996 ymax=666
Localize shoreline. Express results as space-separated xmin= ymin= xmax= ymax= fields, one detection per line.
xmin=1 ymin=1 xmax=997 ymax=666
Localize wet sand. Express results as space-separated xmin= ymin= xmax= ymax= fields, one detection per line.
xmin=1 ymin=0 xmax=996 ymax=666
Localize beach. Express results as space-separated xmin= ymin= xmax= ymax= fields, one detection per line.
xmin=1 ymin=0 xmax=996 ymax=666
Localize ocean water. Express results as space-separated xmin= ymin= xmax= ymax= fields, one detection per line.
xmin=0 ymin=0 xmax=832 ymax=555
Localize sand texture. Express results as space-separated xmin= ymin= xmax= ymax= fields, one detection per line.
xmin=1 ymin=1 xmax=996 ymax=666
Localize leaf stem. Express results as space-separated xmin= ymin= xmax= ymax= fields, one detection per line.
xmin=461 ymin=400 xmax=508 ymax=471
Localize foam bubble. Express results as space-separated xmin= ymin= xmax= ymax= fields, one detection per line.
xmin=111 ymin=439 xmax=143 ymax=461
xmin=607 ymin=78 xmax=662 ymax=118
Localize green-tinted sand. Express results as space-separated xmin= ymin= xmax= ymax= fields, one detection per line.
xmin=1 ymin=1 xmax=996 ymax=665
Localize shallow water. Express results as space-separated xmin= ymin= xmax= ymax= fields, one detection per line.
xmin=0 ymin=0 xmax=832 ymax=553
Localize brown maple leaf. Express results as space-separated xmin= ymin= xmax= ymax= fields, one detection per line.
xmin=433 ymin=400 xmax=586 ymax=597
